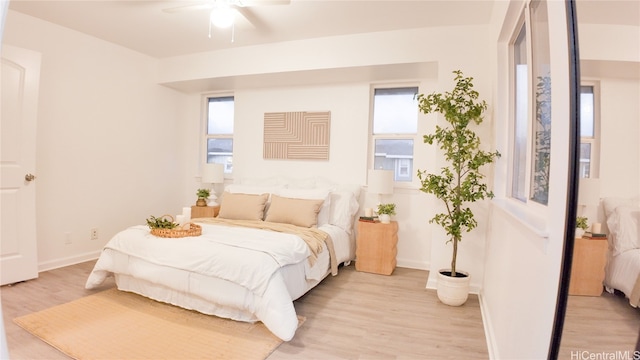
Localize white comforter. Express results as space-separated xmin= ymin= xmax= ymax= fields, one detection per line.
xmin=86 ymin=222 xmax=333 ymax=340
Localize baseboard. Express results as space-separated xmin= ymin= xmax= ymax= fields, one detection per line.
xmin=396 ymin=258 xmax=429 ymax=271
xmin=478 ymin=291 xmax=499 ymax=360
xmin=38 ymin=251 xmax=100 ymax=273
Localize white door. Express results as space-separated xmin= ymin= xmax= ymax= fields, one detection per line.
xmin=1 ymin=45 xmax=41 ymax=285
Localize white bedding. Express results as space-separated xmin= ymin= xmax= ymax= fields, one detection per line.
xmin=602 ymin=198 xmax=640 ymax=306
xmin=86 ymin=222 xmax=353 ymax=341
xmin=604 ymin=248 xmax=640 ymax=302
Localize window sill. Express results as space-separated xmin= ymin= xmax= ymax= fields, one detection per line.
xmin=491 ymin=198 xmax=549 ymax=239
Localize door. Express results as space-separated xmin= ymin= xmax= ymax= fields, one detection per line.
xmin=1 ymin=45 xmax=41 ymax=285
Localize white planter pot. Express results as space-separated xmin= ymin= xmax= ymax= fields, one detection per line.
xmin=436 ymin=269 xmax=470 ymax=306
xmin=575 ymin=228 xmax=585 ymax=238
xmin=378 ymin=214 xmax=391 ymax=224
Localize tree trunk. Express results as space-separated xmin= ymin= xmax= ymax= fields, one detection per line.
xmin=451 ymin=236 xmax=458 ymax=276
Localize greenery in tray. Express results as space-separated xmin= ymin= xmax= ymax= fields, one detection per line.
xmin=146 ymin=215 xmax=178 ymax=229
xmin=196 ymin=188 xmax=211 ymax=199
xmin=377 ymin=203 xmax=396 ymax=215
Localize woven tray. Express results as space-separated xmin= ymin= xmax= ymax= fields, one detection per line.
xmin=150 ymin=222 xmax=202 ymax=238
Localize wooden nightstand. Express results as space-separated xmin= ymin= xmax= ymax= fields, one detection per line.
xmin=355 ymin=220 xmax=398 ymax=275
xmin=568 ymin=237 xmax=608 ymax=296
xmin=191 ymin=205 xmax=220 ymax=219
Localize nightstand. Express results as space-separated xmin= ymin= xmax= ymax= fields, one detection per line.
xmin=568 ymin=237 xmax=608 ymax=296
xmin=191 ymin=205 xmax=220 ymax=219
xmin=355 ymin=220 xmax=398 ymax=275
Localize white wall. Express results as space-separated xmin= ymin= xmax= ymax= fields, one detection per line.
xmin=3 ymin=11 xmax=190 ymax=270
xmin=170 ymin=26 xmax=495 ymax=287
xmin=579 ymin=22 xmax=640 ymax=204
xmin=3 ymin=9 xmax=497 ymax=286
xmin=482 ymin=3 xmax=640 ymax=359
xmin=481 ymin=1 xmax=575 ymax=358
xmin=599 ymin=78 xmax=640 ymax=197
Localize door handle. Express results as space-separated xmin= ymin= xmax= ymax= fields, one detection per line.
xmin=25 ymin=174 xmax=36 ymax=182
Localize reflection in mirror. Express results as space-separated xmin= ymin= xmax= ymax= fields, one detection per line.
xmin=559 ymin=0 xmax=640 ymax=357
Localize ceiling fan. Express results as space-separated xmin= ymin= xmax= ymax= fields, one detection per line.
xmin=163 ymin=0 xmax=290 ymax=41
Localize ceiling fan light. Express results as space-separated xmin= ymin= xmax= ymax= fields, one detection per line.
xmin=210 ymin=6 xmax=236 ymax=28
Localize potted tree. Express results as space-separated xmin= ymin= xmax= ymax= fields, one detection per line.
xmin=416 ymin=70 xmax=500 ymax=306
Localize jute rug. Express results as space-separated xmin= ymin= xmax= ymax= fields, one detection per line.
xmin=14 ymin=288 xmax=303 ymax=360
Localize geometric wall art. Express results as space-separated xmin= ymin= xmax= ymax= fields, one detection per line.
xmin=263 ymin=111 xmax=331 ymax=160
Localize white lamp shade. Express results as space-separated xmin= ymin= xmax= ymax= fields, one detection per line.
xmin=202 ymin=163 xmax=224 ymax=184
xmin=368 ymin=169 xmax=394 ymax=195
xmin=578 ymin=178 xmax=600 ymax=206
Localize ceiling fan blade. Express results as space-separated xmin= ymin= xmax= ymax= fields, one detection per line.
xmin=235 ymin=6 xmax=270 ymax=31
xmin=162 ymin=2 xmax=214 ymax=14
xmin=236 ymin=0 xmax=290 ymax=7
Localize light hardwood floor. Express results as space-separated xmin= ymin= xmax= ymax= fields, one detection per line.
xmin=559 ymin=291 xmax=640 ymax=358
xmin=1 ymin=261 xmax=489 ymax=359
xmin=4 ymin=261 xmax=637 ymax=359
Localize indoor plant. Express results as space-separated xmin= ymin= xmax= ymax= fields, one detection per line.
xmin=196 ymin=188 xmax=211 ymax=207
xmin=575 ymin=216 xmax=588 ymax=237
xmin=416 ymin=70 xmax=500 ymax=306
xmin=377 ymin=203 xmax=396 ymax=224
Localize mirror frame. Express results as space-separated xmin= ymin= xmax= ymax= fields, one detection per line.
xmin=548 ymin=0 xmax=581 ymax=358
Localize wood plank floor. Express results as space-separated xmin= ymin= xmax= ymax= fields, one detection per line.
xmin=2 ymin=260 xmax=637 ymax=359
xmin=559 ymin=291 xmax=640 ymax=358
xmin=1 ymin=261 xmax=489 ymax=359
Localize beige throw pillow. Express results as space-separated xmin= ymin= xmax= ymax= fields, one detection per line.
xmin=265 ymin=194 xmax=324 ymax=228
xmin=218 ymin=192 xmax=269 ymax=221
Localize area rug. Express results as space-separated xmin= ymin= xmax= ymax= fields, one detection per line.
xmin=14 ymin=288 xmax=304 ymax=360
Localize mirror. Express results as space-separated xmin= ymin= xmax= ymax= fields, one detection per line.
xmin=558 ymin=0 xmax=640 ymax=357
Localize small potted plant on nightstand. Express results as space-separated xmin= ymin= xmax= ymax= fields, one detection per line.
xmin=575 ymin=216 xmax=588 ymax=238
xmin=377 ymin=203 xmax=396 ymax=224
xmin=196 ymin=189 xmax=210 ymax=207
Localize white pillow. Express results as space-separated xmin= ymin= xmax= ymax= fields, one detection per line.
xmin=225 ymin=183 xmax=282 ymax=195
xmin=274 ymin=188 xmax=331 ymax=226
xmin=602 ymin=197 xmax=636 ymax=218
xmin=239 ymin=177 xmax=286 ymax=187
xmin=329 ymin=191 xmax=360 ymax=234
xmin=283 ymin=178 xmax=318 ymax=189
xmin=606 ymin=205 xmax=640 ymax=256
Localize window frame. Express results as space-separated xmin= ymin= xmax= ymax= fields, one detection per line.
xmin=202 ymin=93 xmax=235 ymax=175
xmin=506 ymin=0 xmax=552 ymax=211
xmin=578 ymin=81 xmax=601 ymax=179
xmin=369 ymin=84 xmax=421 ymax=188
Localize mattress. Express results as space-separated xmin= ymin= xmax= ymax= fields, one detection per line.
xmin=86 ymin=222 xmax=353 ymax=341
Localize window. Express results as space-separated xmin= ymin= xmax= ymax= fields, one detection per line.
xmin=205 ymin=96 xmax=234 ymax=173
xmin=508 ymin=0 xmax=552 ymax=206
xmin=371 ymin=87 xmax=419 ymax=182
xmin=579 ymin=84 xmax=599 ymax=178
xmin=511 ymin=24 xmax=528 ymax=202
xmin=530 ymin=0 xmax=551 ymax=205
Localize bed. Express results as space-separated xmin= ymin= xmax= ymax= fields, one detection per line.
xmin=602 ymin=197 xmax=640 ymax=307
xmin=86 ymin=179 xmax=361 ymax=341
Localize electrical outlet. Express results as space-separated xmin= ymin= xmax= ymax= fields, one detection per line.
xmin=90 ymin=228 xmax=99 ymax=240
xmin=65 ymin=232 xmax=72 ymax=245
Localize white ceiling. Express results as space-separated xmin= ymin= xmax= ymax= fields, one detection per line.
xmin=7 ymin=0 xmax=638 ymax=60
xmin=8 ymin=0 xmax=493 ymax=59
